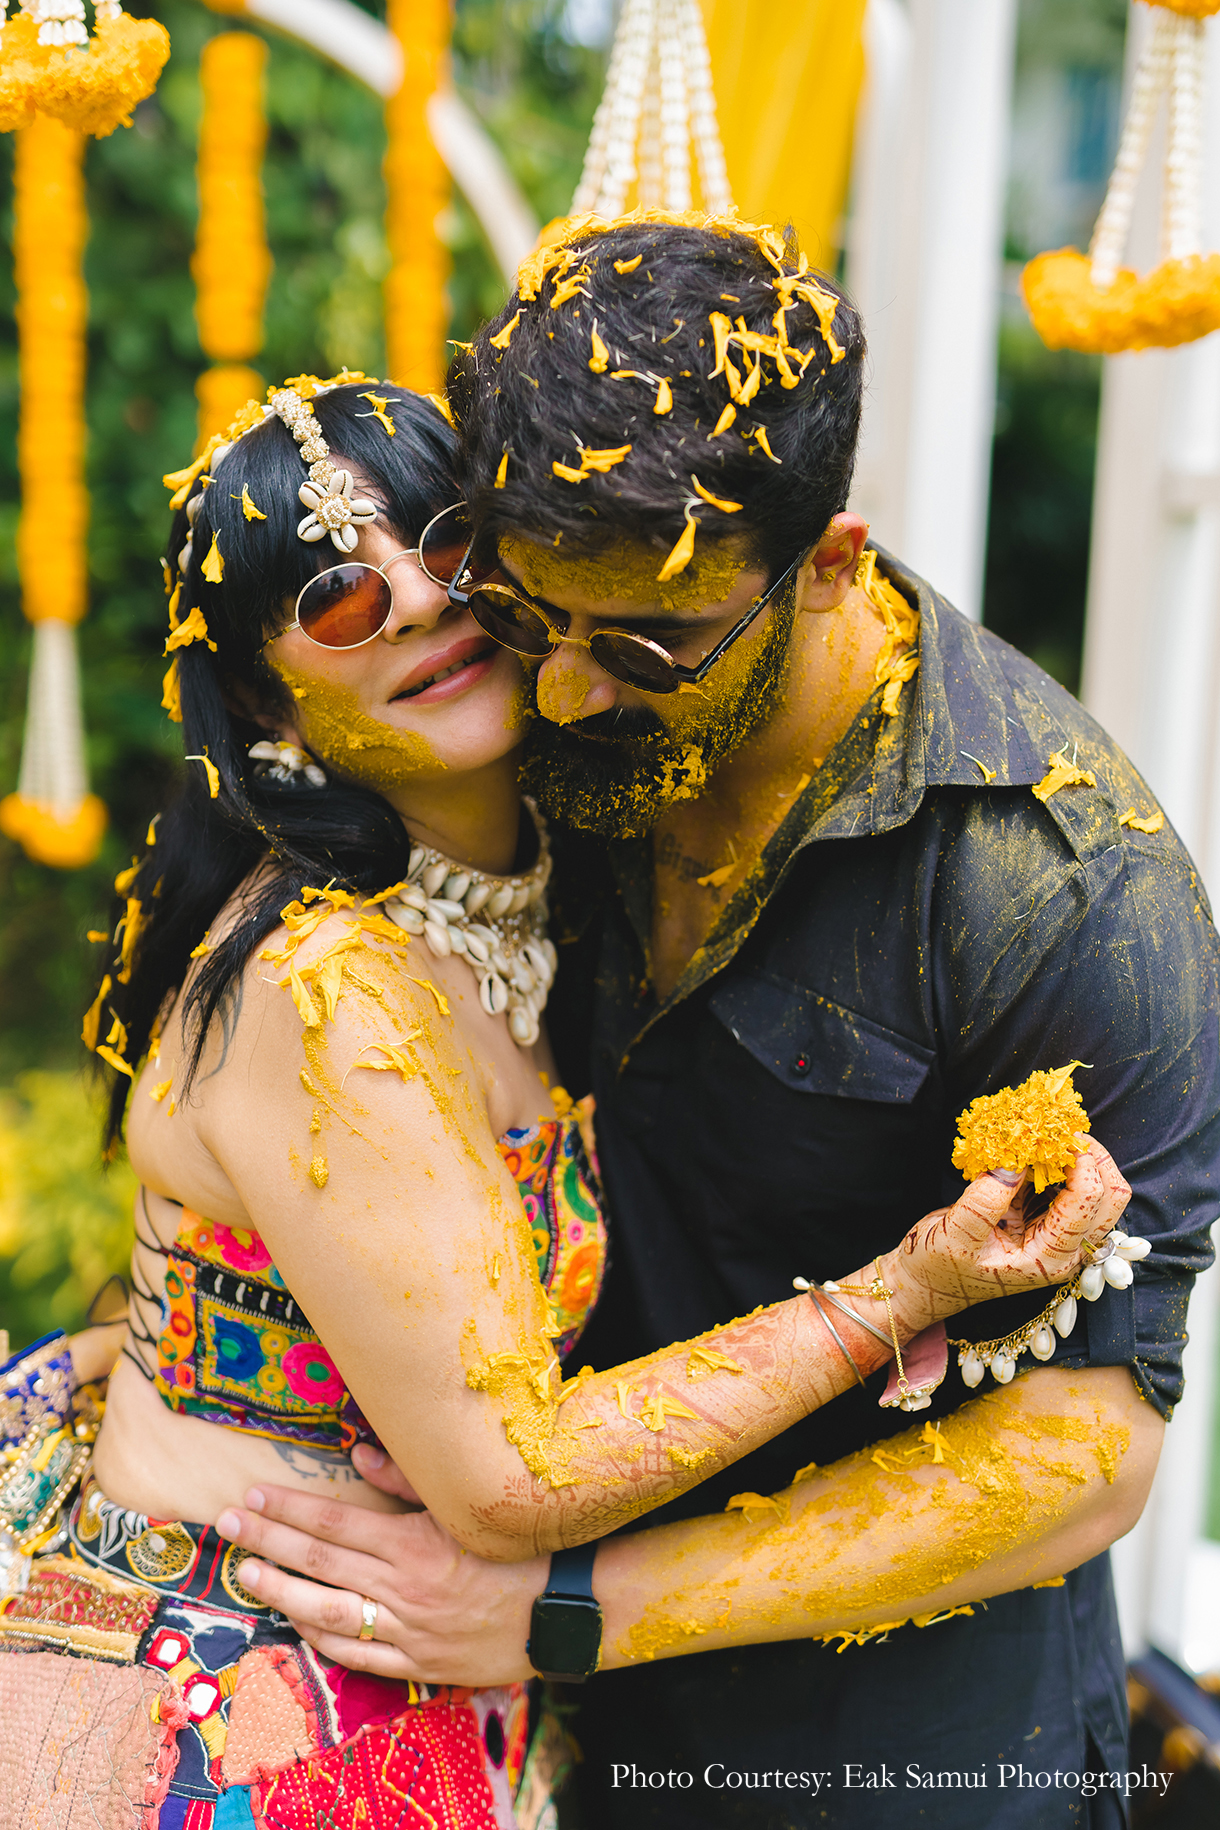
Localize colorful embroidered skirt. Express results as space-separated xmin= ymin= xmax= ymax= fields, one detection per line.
xmin=0 ymin=1477 xmax=555 ymax=1830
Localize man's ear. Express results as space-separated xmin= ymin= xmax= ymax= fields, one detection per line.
xmin=223 ymin=674 xmax=304 ymax=747
xmin=796 ymin=514 xmax=870 ymax=615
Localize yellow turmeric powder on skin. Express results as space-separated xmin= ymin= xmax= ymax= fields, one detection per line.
xmin=952 ymin=1063 xmax=1091 ymax=1194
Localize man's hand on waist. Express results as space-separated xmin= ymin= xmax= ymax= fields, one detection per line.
xmin=216 ymin=1445 xmax=544 ymax=1686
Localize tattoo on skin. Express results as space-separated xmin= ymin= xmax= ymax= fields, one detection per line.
xmin=201 ymin=976 xmax=246 ymax=1083
xmin=272 ymin=1442 xmax=362 ymax=1488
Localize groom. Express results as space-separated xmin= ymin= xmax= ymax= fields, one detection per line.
xmin=220 ymin=219 xmax=1220 ymax=1826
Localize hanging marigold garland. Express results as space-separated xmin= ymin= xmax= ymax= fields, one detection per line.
xmin=0 ymin=113 xmax=104 ymax=866
xmin=384 ymin=0 xmax=450 ymax=391
xmin=193 ymin=29 xmax=271 ymax=445
xmin=0 ymin=5 xmax=169 ymax=870
xmin=0 ymin=4 xmax=168 ymax=137
xmin=1024 ymin=0 xmax=1220 ymax=353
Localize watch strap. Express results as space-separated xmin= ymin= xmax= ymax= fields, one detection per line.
xmin=541 ymin=1541 xmax=597 ymax=1602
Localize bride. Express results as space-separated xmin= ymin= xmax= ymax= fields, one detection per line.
xmin=0 ymin=374 xmax=1123 ymax=1830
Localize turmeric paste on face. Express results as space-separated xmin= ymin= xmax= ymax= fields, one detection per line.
xmin=274 ymin=661 xmax=443 ymax=791
xmin=501 ymin=532 xmax=749 ymax=615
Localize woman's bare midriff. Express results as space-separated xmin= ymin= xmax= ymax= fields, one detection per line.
xmin=91 ymin=1353 xmax=407 ymax=1523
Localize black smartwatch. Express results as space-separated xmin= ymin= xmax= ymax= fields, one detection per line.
xmin=526 ymin=1542 xmax=603 ymax=1682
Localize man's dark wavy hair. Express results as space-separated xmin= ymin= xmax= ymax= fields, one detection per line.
xmin=94 ymin=385 xmax=457 ymax=1150
xmin=446 ymin=219 xmax=866 ymax=579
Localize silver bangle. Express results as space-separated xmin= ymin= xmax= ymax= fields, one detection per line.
xmin=821 ymin=1290 xmax=895 ymax=1351
xmin=806 ymin=1293 xmax=867 ymax=1389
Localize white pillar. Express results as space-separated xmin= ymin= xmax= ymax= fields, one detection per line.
xmin=1083 ymin=5 xmax=1220 ymax=1666
xmin=848 ymin=0 xmax=1018 ymax=620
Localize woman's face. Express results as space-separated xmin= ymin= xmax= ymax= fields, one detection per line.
xmin=263 ymin=483 xmax=525 ymax=794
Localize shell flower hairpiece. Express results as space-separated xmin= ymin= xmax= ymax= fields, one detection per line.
xmin=265 ymin=386 xmax=378 ymax=553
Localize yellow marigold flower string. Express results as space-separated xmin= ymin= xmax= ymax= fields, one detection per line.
xmin=384 ymin=0 xmax=450 ymax=391
xmin=193 ymin=31 xmax=271 ymax=446
xmin=0 ymin=9 xmax=168 ymax=870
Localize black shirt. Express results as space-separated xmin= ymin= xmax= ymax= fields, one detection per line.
xmin=547 ymin=551 xmax=1220 ymax=1829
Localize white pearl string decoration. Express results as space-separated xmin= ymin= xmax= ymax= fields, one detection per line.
xmin=571 ymin=0 xmax=734 ymax=220
xmin=383 ymin=802 xmax=556 ymax=1050
xmin=1088 ymin=10 xmax=1204 ymax=292
xmin=949 ymin=1228 xmax=1151 ymax=1390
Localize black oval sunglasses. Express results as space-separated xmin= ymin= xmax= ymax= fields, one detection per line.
xmin=285 ymin=502 xmax=803 ymax=695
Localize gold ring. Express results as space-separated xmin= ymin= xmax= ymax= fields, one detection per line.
xmin=359 ymin=1597 xmax=378 ymax=1642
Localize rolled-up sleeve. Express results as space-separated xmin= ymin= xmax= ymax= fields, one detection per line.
xmin=936 ymin=801 xmax=1220 ymax=1417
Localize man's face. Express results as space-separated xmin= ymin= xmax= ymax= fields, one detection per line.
xmin=501 ymin=533 xmax=799 ymax=839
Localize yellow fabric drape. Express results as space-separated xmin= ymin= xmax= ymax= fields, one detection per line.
xmin=701 ymin=0 xmax=866 ymax=271
xmin=193 ymin=30 xmax=271 ymax=444
xmin=384 ymin=0 xmax=450 ymax=391
xmin=15 ymin=114 xmax=88 ymax=626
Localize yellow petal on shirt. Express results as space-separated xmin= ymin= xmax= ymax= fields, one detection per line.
xmin=1119 ymin=806 xmax=1164 ymax=834
xmin=1032 ymin=750 xmax=1096 ymax=804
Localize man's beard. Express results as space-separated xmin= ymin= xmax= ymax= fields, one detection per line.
xmin=521 ymin=584 xmax=797 ymax=839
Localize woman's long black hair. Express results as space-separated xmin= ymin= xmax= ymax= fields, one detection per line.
xmin=95 ymin=383 xmax=459 ymax=1150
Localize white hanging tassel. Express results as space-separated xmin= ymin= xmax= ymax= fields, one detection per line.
xmin=1024 ymin=5 xmax=1219 ymax=353
xmin=571 ymin=0 xmax=734 ymax=219
xmin=0 ymin=618 xmax=106 ymax=868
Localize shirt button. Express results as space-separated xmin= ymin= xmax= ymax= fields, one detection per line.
xmin=792 ymin=1054 xmax=811 ymax=1077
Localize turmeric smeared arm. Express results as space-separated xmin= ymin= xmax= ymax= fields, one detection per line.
xmin=592 ymin=1363 xmax=1163 ymax=1667
xmin=216 ymin=1363 xmax=1161 ymax=1686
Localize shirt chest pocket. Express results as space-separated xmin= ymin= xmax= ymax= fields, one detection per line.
xmin=706 ymin=971 xmax=935 ymax=1103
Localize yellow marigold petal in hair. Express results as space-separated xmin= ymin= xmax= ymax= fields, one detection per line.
xmin=489 ymin=313 xmax=521 ymax=352
xmin=162 ymin=660 xmax=182 ymax=723
xmin=240 ymin=485 xmax=266 ymax=521
xmin=201 ymin=532 xmax=224 ymax=584
xmin=657 ymin=507 xmax=698 ymax=583
xmin=164 ymin=605 xmax=217 ymax=655
xmin=185 ymin=753 xmax=221 ymax=800
xmin=691 ymin=476 xmax=742 ymax=513
xmin=494 ymin=452 xmax=509 ymax=489
xmin=588 ymin=325 xmax=609 ymax=373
